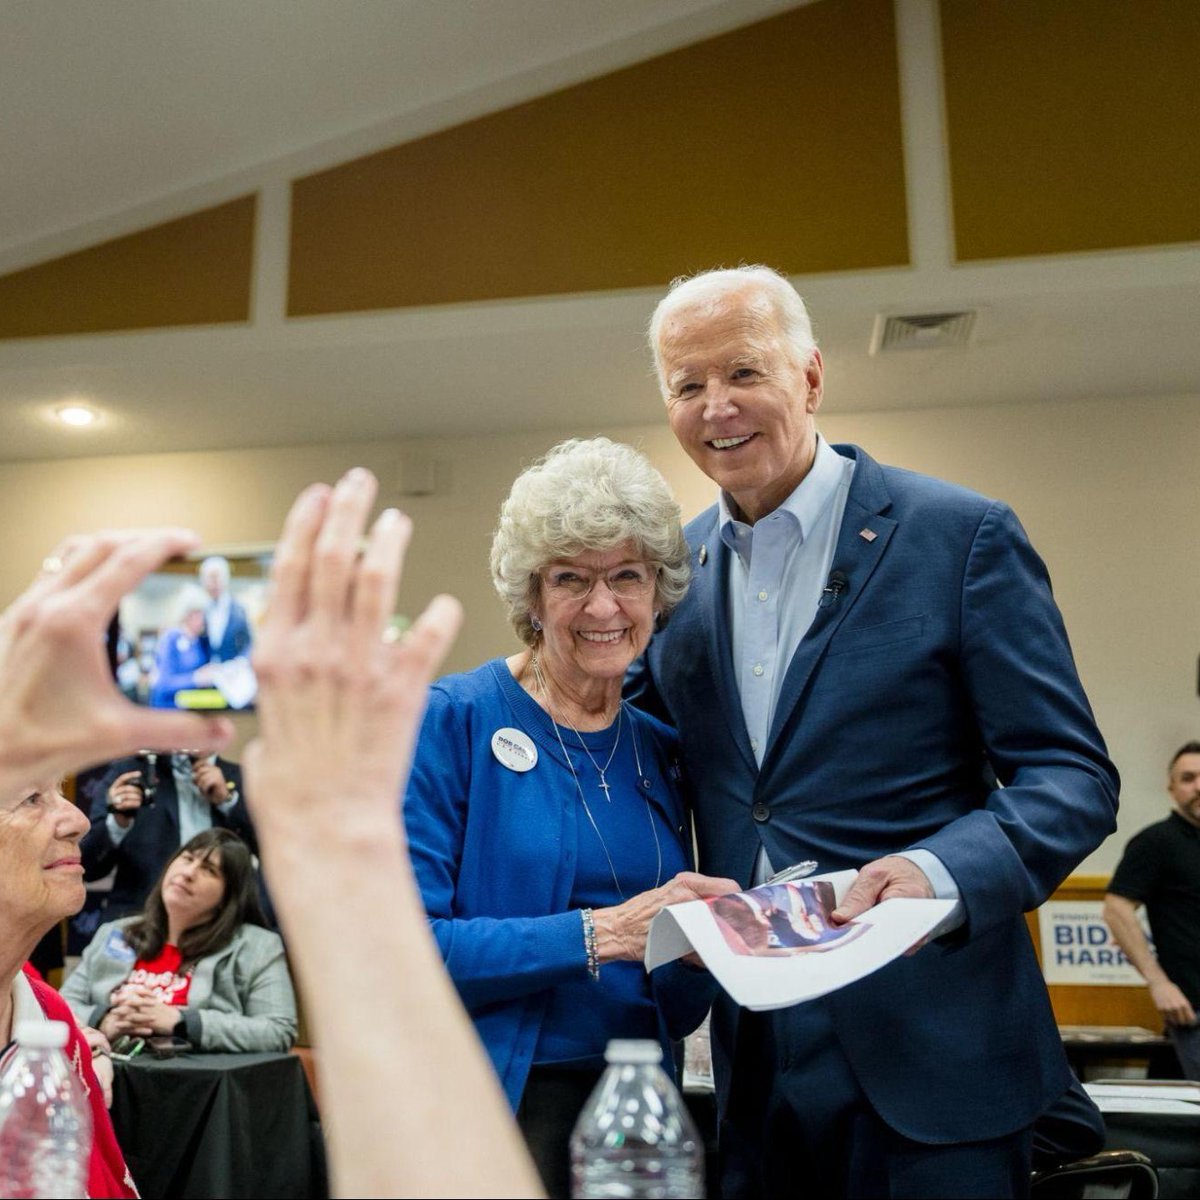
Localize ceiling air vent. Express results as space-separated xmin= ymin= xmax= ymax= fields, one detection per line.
xmin=869 ymin=310 xmax=976 ymax=355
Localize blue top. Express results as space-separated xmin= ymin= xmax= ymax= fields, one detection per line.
xmin=403 ymin=657 xmax=710 ymax=1108
xmin=150 ymin=628 xmax=210 ymax=708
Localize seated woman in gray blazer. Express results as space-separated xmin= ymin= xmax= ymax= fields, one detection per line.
xmin=61 ymin=827 xmax=296 ymax=1053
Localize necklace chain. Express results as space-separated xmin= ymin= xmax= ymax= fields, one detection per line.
xmin=531 ymin=657 xmax=621 ymax=798
xmin=529 ymin=656 xmax=662 ymax=901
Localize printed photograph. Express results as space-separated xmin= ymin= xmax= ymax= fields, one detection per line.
xmin=708 ymin=880 xmax=870 ymax=958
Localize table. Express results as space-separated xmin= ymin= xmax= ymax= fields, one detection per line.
xmin=111 ymin=1051 xmax=327 ymax=1199
xmin=1104 ymin=1109 xmax=1200 ymax=1199
xmin=1058 ymin=1025 xmax=1180 ymax=1081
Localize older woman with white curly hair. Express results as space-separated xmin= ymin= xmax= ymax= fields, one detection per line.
xmin=403 ymin=436 xmax=737 ymax=1196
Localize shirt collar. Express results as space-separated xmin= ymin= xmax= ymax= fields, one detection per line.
xmin=718 ymin=434 xmax=845 ymax=555
xmin=1170 ymin=810 xmax=1200 ymax=837
xmin=172 ymin=752 xmax=216 ymax=778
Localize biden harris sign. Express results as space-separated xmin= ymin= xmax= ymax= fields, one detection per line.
xmin=1038 ymin=901 xmax=1148 ymax=986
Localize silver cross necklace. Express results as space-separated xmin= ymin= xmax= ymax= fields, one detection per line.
xmin=530 ymin=656 xmax=662 ymax=899
xmin=531 ymin=656 xmax=622 ymax=799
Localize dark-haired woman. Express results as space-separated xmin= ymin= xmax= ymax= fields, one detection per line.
xmin=61 ymin=828 xmax=296 ymax=1052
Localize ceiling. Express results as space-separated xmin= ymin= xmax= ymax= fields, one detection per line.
xmin=0 ymin=0 xmax=1197 ymax=463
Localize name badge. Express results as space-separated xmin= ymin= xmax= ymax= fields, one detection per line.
xmin=491 ymin=728 xmax=538 ymax=773
xmin=104 ymin=928 xmax=136 ymax=963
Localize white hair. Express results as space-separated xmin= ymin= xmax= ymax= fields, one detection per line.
xmin=176 ymin=584 xmax=210 ymax=622
xmin=647 ymin=264 xmax=818 ymax=392
xmin=490 ymin=438 xmax=691 ymax=647
xmin=199 ymin=555 xmax=231 ymax=585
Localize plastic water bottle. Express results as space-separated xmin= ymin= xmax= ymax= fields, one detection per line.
xmin=570 ymin=1038 xmax=703 ymax=1199
xmin=0 ymin=1021 xmax=92 ymax=1199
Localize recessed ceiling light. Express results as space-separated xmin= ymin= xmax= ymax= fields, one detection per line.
xmin=56 ymin=404 xmax=98 ymax=427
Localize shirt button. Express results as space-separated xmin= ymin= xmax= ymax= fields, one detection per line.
xmin=750 ymin=738 xmax=759 ymax=751
xmin=752 ymin=802 xmax=770 ymax=823
xmin=757 ymin=590 xmax=768 ymax=602
xmin=752 ymin=663 xmax=764 ymax=677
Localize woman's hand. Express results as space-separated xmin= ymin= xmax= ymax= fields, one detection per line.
xmin=0 ymin=530 xmax=233 ymax=793
xmin=103 ymin=985 xmax=179 ymax=1037
xmin=243 ymin=471 xmax=462 ymax=854
xmin=592 ymin=871 xmax=740 ymax=963
xmin=98 ymin=1003 xmax=140 ymax=1040
xmin=80 ymin=1026 xmax=114 ymax=1108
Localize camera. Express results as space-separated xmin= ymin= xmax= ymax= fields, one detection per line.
xmin=137 ymin=751 xmax=159 ymax=805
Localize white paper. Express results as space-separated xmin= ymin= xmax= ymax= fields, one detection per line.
xmin=1091 ymin=1096 xmax=1200 ymax=1115
xmin=1086 ymin=1082 xmax=1200 ymax=1103
xmin=646 ymin=870 xmax=956 ymax=1012
xmin=208 ymin=656 xmax=257 ymax=710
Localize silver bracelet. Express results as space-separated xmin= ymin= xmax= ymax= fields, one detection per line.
xmin=580 ymin=908 xmax=600 ymax=982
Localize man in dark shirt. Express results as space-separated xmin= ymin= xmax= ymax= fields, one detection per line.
xmin=1105 ymin=741 xmax=1200 ymax=1077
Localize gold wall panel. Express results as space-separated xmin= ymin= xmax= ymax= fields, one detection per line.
xmin=942 ymin=0 xmax=1200 ymax=261
xmin=288 ymin=0 xmax=908 ymax=315
xmin=0 ymin=196 xmax=257 ymax=339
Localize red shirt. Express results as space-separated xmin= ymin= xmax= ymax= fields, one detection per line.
xmin=24 ymin=967 xmax=139 ymax=1198
xmin=125 ymin=945 xmax=192 ymax=1007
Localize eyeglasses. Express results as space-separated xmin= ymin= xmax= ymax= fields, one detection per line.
xmin=540 ymin=562 xmax=658 ymax=601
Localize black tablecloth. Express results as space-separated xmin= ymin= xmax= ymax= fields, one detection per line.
xmin=1104 ymin=1110 xmax=1200 ymax=1200
xmin=111 ymin=1051 xmax=327 ymax=1199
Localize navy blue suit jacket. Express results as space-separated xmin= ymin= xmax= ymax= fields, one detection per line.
xmin=207 ymin=599 xmax=252 ymax=663
xmin=80 ymin=756 xmax=253 ymax=920
xmin=628 ymin=444 xmax=1119 ymax=1144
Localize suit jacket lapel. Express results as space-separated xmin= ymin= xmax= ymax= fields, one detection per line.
xmin=690 ymin=516 xmax=758 ymax=773
xmin=763 ymin=446 xmax=896 ymax=769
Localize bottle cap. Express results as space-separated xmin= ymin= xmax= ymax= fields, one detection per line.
xmin=604 ymin=1039 xmax=663 ymax=1065
xmin=14 ymin=1020 xmax=70 ymax=1049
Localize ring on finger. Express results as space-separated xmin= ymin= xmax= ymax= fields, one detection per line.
xmin=41 ymin=555 xmax=65 ymax=574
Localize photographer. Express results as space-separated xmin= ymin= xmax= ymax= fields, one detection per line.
xmin=80 ymin=750 xmax=254 ymax=924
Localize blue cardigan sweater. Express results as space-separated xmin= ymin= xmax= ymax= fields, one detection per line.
xmin=403 ymin=658 xmax=712 ymax=1110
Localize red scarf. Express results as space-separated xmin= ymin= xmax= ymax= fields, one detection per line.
xmin=23 ymin=966 xmax=139 ymax=1198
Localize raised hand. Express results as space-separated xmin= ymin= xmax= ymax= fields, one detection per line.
xmin=105 ymin=769 xmax=146 ymax=828
xmin=243 ymin=470 xmax=462 ymax=851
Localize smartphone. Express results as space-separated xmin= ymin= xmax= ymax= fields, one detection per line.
xmin=108 ymin=546 xmax=273 ymax=713
xmin=146 ymin=1036 xmax=192 ymax=1060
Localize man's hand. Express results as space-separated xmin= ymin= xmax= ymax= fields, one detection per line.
xmin=1151 ymin=979 xmax=1197 ymax=1028
xmin=106 ymin=769 xmax=146 ymax=828
xmin=592 ymin=871 xmax=740 ymax=963
xmin=831 ymin=855 xmax=934 ymax=926
xmin=192 ymin=760 xmax=232 ymax=807
xmin=0 ymin=530 xmax=234 ymax=794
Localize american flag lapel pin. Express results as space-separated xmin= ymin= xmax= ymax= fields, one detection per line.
xmin=698 ymin=543 xmax=708 ymax=565
xmin=859 ymin=528 xmax=877 ymax=542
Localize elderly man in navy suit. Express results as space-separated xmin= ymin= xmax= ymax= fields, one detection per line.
xmin=628 ymin=266 xmax=1118 ymax=1198
xmin=199 ymin=555 xmax=252 ymax=663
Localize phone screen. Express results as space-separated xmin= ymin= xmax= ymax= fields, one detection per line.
xmin=108 ymin=549 xmax=272 ymax=712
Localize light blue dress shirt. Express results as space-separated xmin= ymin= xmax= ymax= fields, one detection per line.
xmin=718 ymin=436 xmax=962 ymax=925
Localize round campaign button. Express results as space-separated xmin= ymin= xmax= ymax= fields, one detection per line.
xmin=491 ymin=728 xmax=538 ymax=773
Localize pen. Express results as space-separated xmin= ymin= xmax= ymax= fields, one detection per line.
xmin=764 ymin=860 xmax=819 ymax=885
